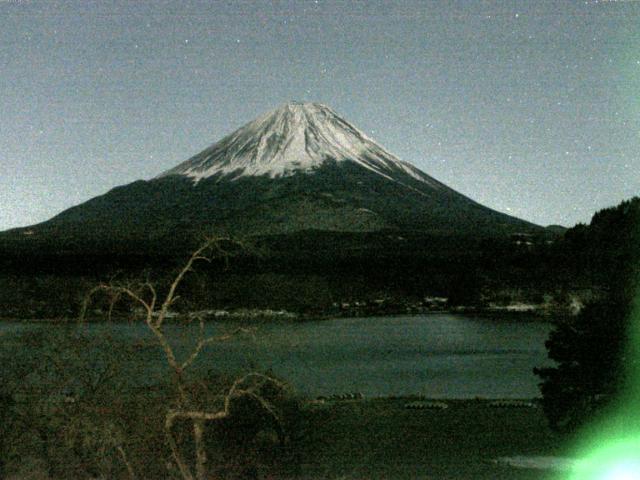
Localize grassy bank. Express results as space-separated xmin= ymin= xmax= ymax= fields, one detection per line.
xmin=290 ymin=397 xmax=565 ymax=480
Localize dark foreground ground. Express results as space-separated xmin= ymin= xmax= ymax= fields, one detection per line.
xmin=4 ymin=396 xmax=570 ymax=480
xmin=291 ymin=398 xmax=566 ymax=480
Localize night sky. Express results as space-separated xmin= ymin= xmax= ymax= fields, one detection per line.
xmin=1 ymin=0 xmax=638 ymax=230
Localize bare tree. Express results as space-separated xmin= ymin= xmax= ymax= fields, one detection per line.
xmin=80 ymin=237 xmax=286 ymax=480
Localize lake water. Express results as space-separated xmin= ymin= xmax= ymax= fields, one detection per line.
xmin=0 ymin=314 xmax=554 ymax=399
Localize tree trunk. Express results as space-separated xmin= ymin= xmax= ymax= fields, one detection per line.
xmin=194 ymin=419 xmax=207 ymax=480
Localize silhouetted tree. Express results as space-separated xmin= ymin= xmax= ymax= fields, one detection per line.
xmin=534 ymin=297 xmax=630 ymax=431
xmin=535 ymin=197 xmax=640 ymax=432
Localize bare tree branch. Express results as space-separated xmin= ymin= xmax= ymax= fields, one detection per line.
xmin=116 ymin=444 xmax=137 ymax=480
xmin=156 ymin=237 xmax=223 ymax=328
xmin=180 ymin=325 xmax=251 ymax=372
xmin=79 ymin=235 xmax=278 ymax=480
xmin=165 ymin=412 xmax=195 ymax=480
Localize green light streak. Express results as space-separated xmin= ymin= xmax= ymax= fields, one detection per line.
xmin=562 ymin=203 xmax=640 ymax=479
xmin=560 ymin=300 xmax=640 ymax=479
xmin=568 ymin=436 xmax=640 ymax=479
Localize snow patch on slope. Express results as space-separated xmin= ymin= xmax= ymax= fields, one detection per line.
xmin=158 ymin=102 xmax=439 ymax=188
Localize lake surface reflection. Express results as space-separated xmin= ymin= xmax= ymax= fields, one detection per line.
xmin=1 ymin=314 xmax=554 ymax=398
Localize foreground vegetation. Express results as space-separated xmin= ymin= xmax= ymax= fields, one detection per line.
xmin=0 ymin=325 xmax=564 ymax=480
xmin=0 ymin=326 xmax=301 ymax=480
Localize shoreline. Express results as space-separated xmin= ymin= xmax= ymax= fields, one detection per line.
xmin=0 ymin=307 xmax=563 ymax=324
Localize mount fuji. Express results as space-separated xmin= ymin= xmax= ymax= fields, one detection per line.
xmin=159 ymin=102 xmax=441 ymax=186
xmin=6 ymin=102 xmax=541 ymax=252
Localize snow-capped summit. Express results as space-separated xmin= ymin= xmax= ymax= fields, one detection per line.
xmin=159 ymin=102 xmax=436 ymax=186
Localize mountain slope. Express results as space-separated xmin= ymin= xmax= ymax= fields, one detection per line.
xmin=5 ymin=102 xmax=541 ymax=250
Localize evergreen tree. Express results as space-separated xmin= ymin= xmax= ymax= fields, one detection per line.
xmin=535 ymin=197 xmax=640 ymax=431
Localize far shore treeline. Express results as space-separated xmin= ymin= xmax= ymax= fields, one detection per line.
xmin=0 ymin=197 xmax=637 ymax=320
